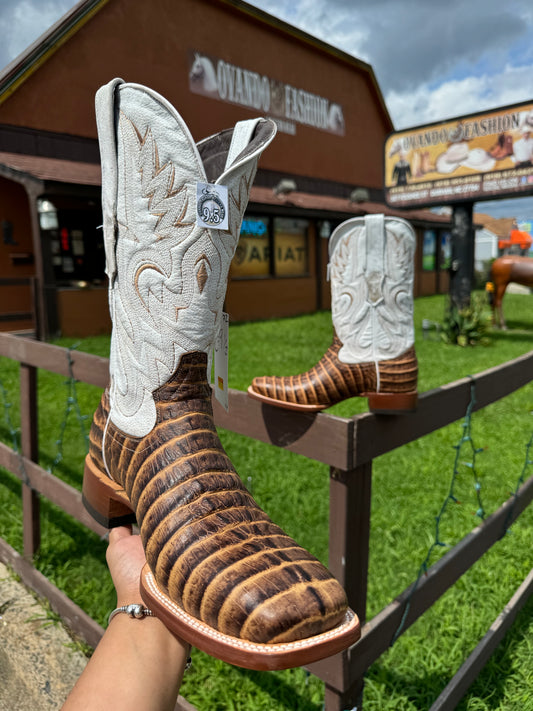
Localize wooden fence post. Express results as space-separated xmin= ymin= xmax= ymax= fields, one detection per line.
xmin=30 ymin=276 xmax=42 ymax=341
xmin=324 ymin=462 xmax=372 ymax=711
xmin=20 ymin=362 xmax=40 ymax=558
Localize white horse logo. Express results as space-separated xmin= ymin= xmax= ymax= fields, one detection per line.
xmin=189 ymin=52 xmax=218 ymax=95
xmin=328 ymin=103 xmax=345 ymax=135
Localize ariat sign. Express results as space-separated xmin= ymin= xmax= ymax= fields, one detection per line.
xmin=188 ymin=50 xmax=345 ymax=136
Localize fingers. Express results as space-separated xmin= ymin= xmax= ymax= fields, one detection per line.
xmin=108 ymin=524 xmax=133 ymax=546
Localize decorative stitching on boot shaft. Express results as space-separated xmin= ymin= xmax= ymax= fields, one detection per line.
xmin=329 ymin=216 xmax=416 ymax=363
xmin=96 ymin=81 xmax=275 ymax=439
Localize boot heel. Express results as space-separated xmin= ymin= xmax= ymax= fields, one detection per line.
xmin=367 ymin=391 xmax=418 ymax=414
xmin=82 ymin=454 xmax=136 ymax=528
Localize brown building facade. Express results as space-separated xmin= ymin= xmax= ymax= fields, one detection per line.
xmin=0 ymin=0 xmax=451 ymax=337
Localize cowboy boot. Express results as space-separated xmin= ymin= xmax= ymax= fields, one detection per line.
xmin=82 ymin=79 xmax=360 ymax=670
xmin=248 ymin=215 xmax=418 ymax=413
xmin=489 ymin=133 xmax=505 ymax=159
xmin=420 ymin=150 xmax=434 ymax=174
xmin=490 ymin=133 xmax=514 ymax=160
xmin=502 ymin=133 xmax=514 ymax=159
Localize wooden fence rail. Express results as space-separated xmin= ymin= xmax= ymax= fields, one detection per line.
xmin=0 ymin=330 xmax=532 ymax=710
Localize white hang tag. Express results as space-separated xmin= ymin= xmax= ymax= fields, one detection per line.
xmin=214 ymin=312 xmax=229 ymax=411
xmin=196 ymin=182 xmax=229 ymax=231
xmin=207 ymin=348 xmax=214 ymax=385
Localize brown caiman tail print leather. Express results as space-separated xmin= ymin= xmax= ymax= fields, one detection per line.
xmin=248 ymin=215 xmax=418 ymax=414
xmin=249 ymin=336 xmax=418 ymax=412
xmin=83 ymin=79 xmax=359 ymax=670
xmin=84 ymin=353 xmax=360 ymax=669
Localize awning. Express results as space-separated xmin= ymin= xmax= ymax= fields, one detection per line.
xmin=0 ymin=151 xmax=101 ymax=185
xmin=249 ymin=186 xmax=451 ymax=223
xmin=0 ymin=151 xmax=449 ymax=226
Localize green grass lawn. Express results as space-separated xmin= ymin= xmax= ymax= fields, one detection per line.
xmin=1 ymin=293 xmax=533 ymax=710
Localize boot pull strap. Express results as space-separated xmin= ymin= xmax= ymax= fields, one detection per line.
xmin=364 ymin=214 xmax=385 ymax=274
xmin=327 ymin=214 xmax=385 ymax=280
xmin=224 ymin=119 xmax=261 ymax=172
xmin=95 ymin=78 xmax=124 ymax=285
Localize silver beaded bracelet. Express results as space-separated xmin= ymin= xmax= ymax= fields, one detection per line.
xmin=107 ymin=604 xmax=193 ymax=671
xmin=108 ymin=603 xmax=154 ymax=624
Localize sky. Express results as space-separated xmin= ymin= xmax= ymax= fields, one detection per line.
xmin=1 ymin=0 xmax=533 ymax=221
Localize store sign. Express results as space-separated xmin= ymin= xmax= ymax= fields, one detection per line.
xmin=384 ymin=101 xmax=533 ymax=208
xmin=188 ymin=50 xmax=345 ymax=136
xmin=274 ymin=218 xmax=309 ymax=277
xmin=241 ymin=218 xmax=268 ymax=237
xmin=274 ymin=232 xmax=308 ymax=276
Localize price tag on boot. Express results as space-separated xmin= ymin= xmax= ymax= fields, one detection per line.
xmin=214 ymin=312 xmax=229 ymax=411
xmin=196 ymin=183 xmax=229 ymax=231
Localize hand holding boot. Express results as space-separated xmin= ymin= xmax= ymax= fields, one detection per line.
xmin=62 ymin=526 xmax=189 ymax=711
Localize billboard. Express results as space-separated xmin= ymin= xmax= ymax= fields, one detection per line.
xmin=384 ymin=101 xmax=533 ymax=208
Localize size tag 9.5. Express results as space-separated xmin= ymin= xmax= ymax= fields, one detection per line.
xmin=196 ymin=183 xmax=229 ymax=231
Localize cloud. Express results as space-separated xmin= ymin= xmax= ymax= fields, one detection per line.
xmin=359 ymin=0 xmax=531 ymax=93
xmin=0 ymin=0 xmax=73 ymax=70
xmin=252 ymin=0 xmax=533 ymax=88
xmin=248 ymin=0 xmax=533 ymax=129
xmin=249 ymin=0 xmax=533 ymax=219
xmin=480 ymin=195 xmax=533 ymax=222
xmin=252 ymin=0 xmax=370 ymax=65
xmin=387 ymin=62 xmax=533 ymax=129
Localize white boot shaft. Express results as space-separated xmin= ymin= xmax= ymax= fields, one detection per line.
xmin=96 ymin=79 xmax=276 ymax=437
xmin=328 ymin=214 xmax=415 ymax=364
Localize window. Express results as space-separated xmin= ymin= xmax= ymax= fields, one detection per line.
xmin=422 ymin=229 xmax=436 ymax=271
xmin=440 ymin=230 xmax=452 ymax=270
xmin=273 ymin=218 xmax=309 ymax=276
xmin=231 ymin=216 xmax=270 ymax=277
xmin=41 ymin=203 xmax=105 ymax=285
xmin=232 ymin=215 xmax=310 ymax=278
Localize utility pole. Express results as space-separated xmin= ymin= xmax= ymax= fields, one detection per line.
xmin=449 ymin=202 xmax=475 ymax=310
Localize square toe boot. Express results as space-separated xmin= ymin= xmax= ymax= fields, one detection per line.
xmin=82 ymin=79 xmax=360 ymax=670
xmin=248 ymin=215 xmax=418 ymax=413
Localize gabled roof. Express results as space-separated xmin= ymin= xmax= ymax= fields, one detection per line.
xmin=0 ymin=0 xmax=393 ymax=130
xmin=219 ymin=0 xmax=392 ymax=130
xmin=0 ymin=0 xmax=109 ymax=107
xmin=474 ymin=212 xmax=517 ymax=238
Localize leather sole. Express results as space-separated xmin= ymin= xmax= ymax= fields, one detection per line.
xmin=140 ymin=566 xmax=360 ymax=670
xmin=247 ymin=385 xmax=418 ymax=414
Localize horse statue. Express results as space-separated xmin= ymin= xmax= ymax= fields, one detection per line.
xmin=489 ymin=255 xmax=533 ymax=329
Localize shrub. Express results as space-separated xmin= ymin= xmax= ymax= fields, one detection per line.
xmin=441 ymin=292 xmax=492 ymax=346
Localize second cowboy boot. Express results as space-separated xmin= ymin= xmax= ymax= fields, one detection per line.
xmin=248 ymin=215 xmax=418 ymax=413
xmin=82 ymin=79 xmax=360 ymax=670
